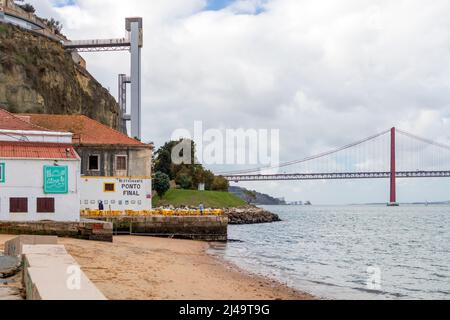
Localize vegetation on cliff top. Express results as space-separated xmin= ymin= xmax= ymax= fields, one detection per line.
xmin=15 ymin=1 xmax=63 ymax=35
xmin=17 ymin=2 xmax=36 ymax=14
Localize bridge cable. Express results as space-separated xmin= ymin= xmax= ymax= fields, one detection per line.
xmin=219 ymin=129 xmax=391 ymax=175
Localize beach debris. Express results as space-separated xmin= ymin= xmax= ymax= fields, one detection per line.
xmin=0 ymin=256 xmax=21 ymax=278
xmin=0 ymin=287 xmax=22 ymax=300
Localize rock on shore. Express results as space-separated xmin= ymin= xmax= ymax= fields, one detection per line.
xmin=0 ymin=256 xmax=21 ymax=279
xmin=0 ymin=255 xmax=22 ymax=300
xmin=224 ymin=206 xmax=282 ymax=225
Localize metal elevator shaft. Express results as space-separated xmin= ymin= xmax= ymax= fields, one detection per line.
xmin=63 ymin=17 xmax=143 ymax=140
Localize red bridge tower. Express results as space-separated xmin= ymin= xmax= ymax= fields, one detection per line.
xmin=388 ymin=127 xmax=399 ymax=206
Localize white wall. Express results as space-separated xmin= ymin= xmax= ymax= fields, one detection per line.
xmin=0 ymin=130 xmax=72 ymax=143
xmin=0 ymin=159 xmax=81 ymax=222
xmin=80 ymin=177 xmax=152 ymax=211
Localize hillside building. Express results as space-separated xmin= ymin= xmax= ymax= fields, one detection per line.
xmin=0 ymin=0 xmax=62 ymax=38
xmin=20 ymin=114 xmax=153 ymax=177
xmin=0 ymin=0 xmax=86 ymax=67
xmin=0 ymin=108 xmax=81 ymax=221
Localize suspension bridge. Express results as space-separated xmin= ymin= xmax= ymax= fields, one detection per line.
xmin=220 ymin=128 xmax=450 ymax=205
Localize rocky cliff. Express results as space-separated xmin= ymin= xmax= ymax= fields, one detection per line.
xmin=229 ymin=186 xmax=287 ymax=205
xmin=0 ymin=22 xmax=120 ymax=129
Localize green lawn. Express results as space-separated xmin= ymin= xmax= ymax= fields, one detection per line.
xmin=153 ymin=189 xmax=246 ymax=208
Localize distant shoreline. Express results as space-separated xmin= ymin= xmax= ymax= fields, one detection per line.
xmin=261 ymin=202 xmax=450 ymax=206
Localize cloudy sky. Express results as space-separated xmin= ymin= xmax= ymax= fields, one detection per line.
xmin=26 ymin=0 xmax=450 ymax=204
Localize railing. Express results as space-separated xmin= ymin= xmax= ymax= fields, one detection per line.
xmin=64 ymin=38 xmax=131 ymax=48
xmin=1 ymin=5 xmax=66 ymax=42
xmin=81 ymin=208 xmax=225 ymax=218
xmin=3 ymin=4 xmax=46 ymax=29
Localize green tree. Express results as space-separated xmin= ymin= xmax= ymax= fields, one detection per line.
xmin=155 ymin=139 xmax=197 ymax=181
xmin=154 ymin=139 xmax=227 ymax=191
xmin=175 ymin=167 xmax=193 ymax=190
xmin=153 ymin=172 xmax=170 ymax=199
xmin=18 ymin=3 xmax=36 ymax=13
xmin=202 ymin=170 xmax=215 ymax=190
xmin=211 ymin=176 xmax=229 ymax=192
xmin=154 ymin=146 xmax=173 ymax=179
xmin=43 ymin=18 xmax=63 ymax=34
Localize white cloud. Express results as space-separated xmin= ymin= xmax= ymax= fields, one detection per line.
xmin=26 ymin=0 xmax=450 ymax=203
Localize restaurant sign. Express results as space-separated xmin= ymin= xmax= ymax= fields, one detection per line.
xmin=44 ymin=166 xmax=68 ymax=194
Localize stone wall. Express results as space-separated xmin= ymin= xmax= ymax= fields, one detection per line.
xmin=0 ymin=219 xmax=113 ymax=242
xmin=96 ymin=216 xmax=228 ymax=242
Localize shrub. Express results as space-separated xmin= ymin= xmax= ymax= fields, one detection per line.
xmin=153 ymin=172 xmax=170 ymax=199
xmin=18 ymin=3 xmax=36 ymax=14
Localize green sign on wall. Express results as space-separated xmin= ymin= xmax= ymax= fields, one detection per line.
xmin=43 ymin=166 xmax=68 ymax=194
xmin=0 ymin=163 xmax=5 ymax=183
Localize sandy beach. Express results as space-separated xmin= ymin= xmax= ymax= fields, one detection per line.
xmin=0 ymin=235 xmax=314 ymax=300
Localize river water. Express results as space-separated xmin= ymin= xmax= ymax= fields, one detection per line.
xmin=212 ymin=205 xmax=450 ymax=300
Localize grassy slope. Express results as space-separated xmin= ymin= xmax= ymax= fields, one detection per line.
xmin=153 ymin=189 xmax=246 ymax=208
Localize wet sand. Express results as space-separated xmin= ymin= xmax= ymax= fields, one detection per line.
xmin=0 ymin=235 xmax=314 ymax=300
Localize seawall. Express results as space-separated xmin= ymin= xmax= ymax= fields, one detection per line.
xmin=93 ymin=216 xmax=228 ymax=242
xmin=0 ymin=220 xmax=113 ymax=242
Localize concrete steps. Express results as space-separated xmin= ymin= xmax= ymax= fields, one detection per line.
xmin=5 ymin=236 xmax=107 ymax=300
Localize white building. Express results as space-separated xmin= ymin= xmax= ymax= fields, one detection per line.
xmin=24 ymin=113 xmax=153 ymax=213
xmin=80 ymin=177 xmax=152 ymax=212
xmin=0 ymin=108 xmax=81 ymax=222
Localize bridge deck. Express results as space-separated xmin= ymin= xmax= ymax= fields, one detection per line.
xmin=223 ymin=171 xmax=450 ymax=182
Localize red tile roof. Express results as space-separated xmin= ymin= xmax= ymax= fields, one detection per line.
xmin=21 ymin=114 xmax=148 ymax=147
xmin=0 ymin=109 xmax=52 ymax=132
xmin=0 ymin=141 xmax=79 ymax=159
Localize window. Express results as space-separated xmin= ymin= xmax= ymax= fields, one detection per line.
xmin=115 ymin=156 xmax=127 ymax=171
xmin=10 ymin=198 xmax=28 ymax=213
xmin=88 ymin=155 xmax=100 ymax=171
xmin=0 ymin=163 xmax=5 ymax=183
xmin=37 ymin=198 xmax=55 ymax=213
xmin=104 ymin=183 xmax=115 ymax=192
